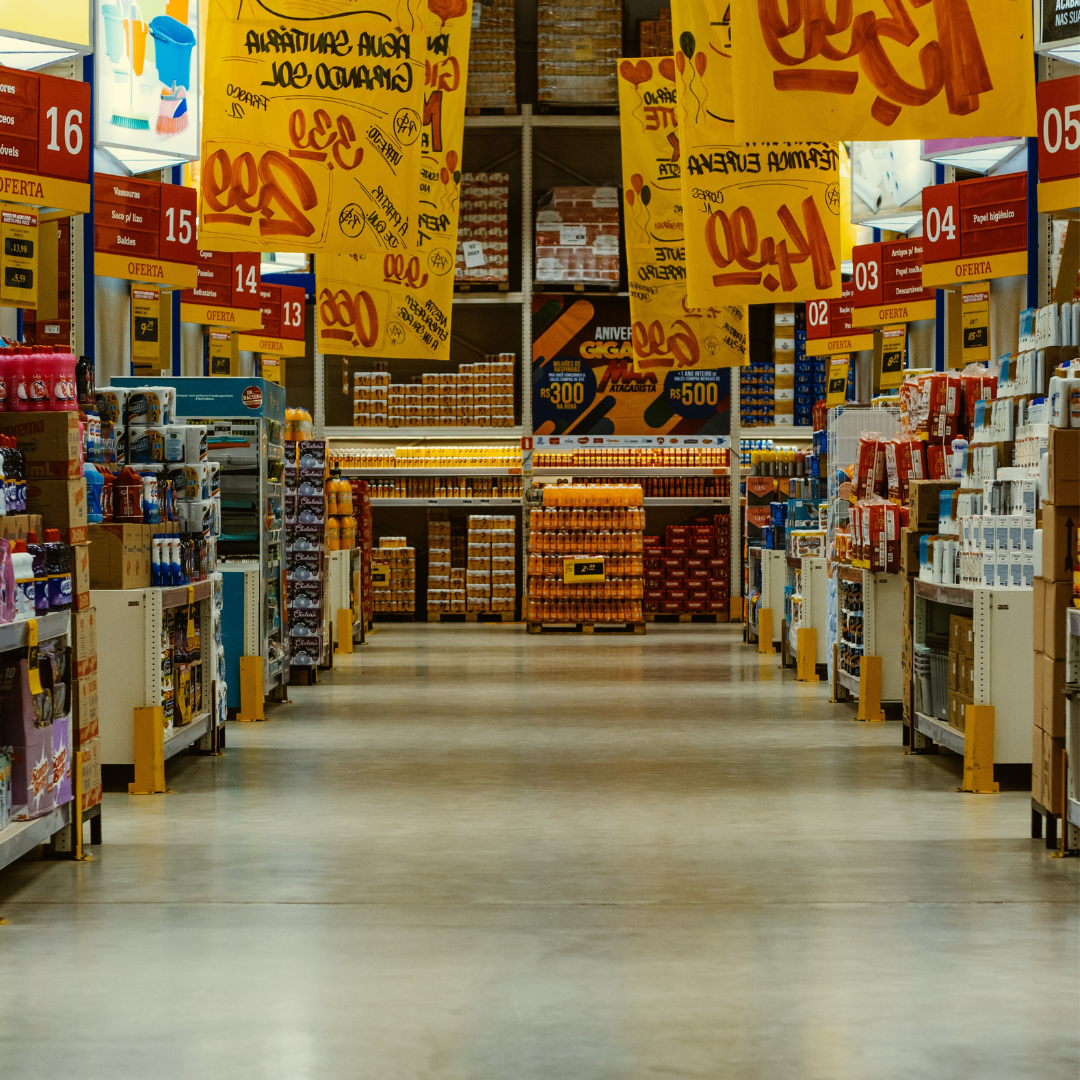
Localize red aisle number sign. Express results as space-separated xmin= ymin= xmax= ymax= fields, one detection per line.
xmin=1038 ymin=76 xmax=1080 ymax=182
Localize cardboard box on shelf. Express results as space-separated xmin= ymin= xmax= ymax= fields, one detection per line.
xmin=1039 ymin=651 xmax=1067 ymax=738
xmin=74 ymin=673 xmax=98 ymax=744
xmin=948 ymin=690 xmax=972 ymax=731
xmin=79 ymin=735 xmax=101 ymax=812
xmin=1033 ymin=722 xmax=1044 ymax=800
xmin=900 ymin=528 xmax=924 ymax=576
xmin=26 ymin=478 xmax=88 ymax=545
xmin=1047 ymin=427 xmax=1080 ymax=506
xmin=908 ymin=480 xmax=960 ymax=531
xmin=0 ymin=411 xmax=81 ymax=478
xmin=948 ymin=650 xmax=959 ymax=691
xmin=1038 ymin=578 xmax=1073 ymax=660
xmin=949 ymin=614 xmax=974 ymax=658
xmin=1042 ymin=729 xmax=1066 ymax=815
xmin=71 ymin=542 xmax=90 ymax=611
xmin=1033 ymin=577 xmax=1047 ymax=653
xmin=87 ymin=524 xmax=151 ymax=590
xmin=1039 ymin=502 xmax=1079 ymax=583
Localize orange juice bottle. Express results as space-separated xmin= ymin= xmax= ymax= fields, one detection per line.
xmin=341 ymin=515 xmax=357 ymax=549
xmin=326 ymin=517 xmax=341 ymax=551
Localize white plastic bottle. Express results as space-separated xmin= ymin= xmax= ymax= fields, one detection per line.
xmin=11 ymin=541 xmax=34 ymax=620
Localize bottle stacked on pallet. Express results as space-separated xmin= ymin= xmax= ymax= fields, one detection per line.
xmin=526 ymin=485 xmax=645 ymax=625
xmin=427 ymin=511 xmax=455 ymax=614
xmin=467 ymin=515 xmax=516 ymax=614
xmin=284 ymin=439 xmax=328 ymax=668
xmin=373 ymin=537 xmax=415 ymax=614
xmin=642 ymin=516 xmax=731 ymax=617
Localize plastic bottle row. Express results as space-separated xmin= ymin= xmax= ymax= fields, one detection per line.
xmin=528 ymin=577 xmax=644 ymax=600
xmin=528 ymin=553 xmax=642 ymax=577
xmin=530 ymin=505 xmax=645 ymax=530
xmin=527 ymin=599 xmax=643 ymax=624
xmin=10 ymin=530 xmax=72 ymax=620
xmin=151 ymin=534 xmax=213 ymax=586
xmin=0 ymin=345 xmax=88 ymax=413
xmin=325 ymin=516 xmax=358 ymax=550
xmin=529 ymin=530 xmax=644 ymax=555
xmin=541 ymin=484 xmax=643 ymax=507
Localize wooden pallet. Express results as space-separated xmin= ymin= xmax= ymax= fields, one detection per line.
xmin=289 ymin=665 xmax=319 ymax=686
xmin=644 ymin=612 xmax=730 ymax=624
xmin=465 ymin=105 xmax=518 ymax=116
xmin=527 ymin=621 xmax=645 ymax=635
xmin=455 ymin=281 xmax=510 ymax=292
xmin=535 ymin=103 xmax=619 ymax=115
xmin=1032 ymin=796 xmax=1064 ymax=852
xmin=427 ymin=612 xmax=517 ymax=623
xmin=533 ymin=281 xmax=620 ymax=294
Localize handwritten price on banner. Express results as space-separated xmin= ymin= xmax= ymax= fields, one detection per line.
xmin=288 ymin=108 xmax=365 ymax=170
xmin=318 ymin=288 xmax=383 ymax=349
xmin=203 ymin=145 xmax=324 ymax=239
xmin=704 ymin=195 xmax=835 ymax=294
xmin=632 ymin=319 xmax=701 ymax=367
xmin=383 ymin=253 xmax=429 ymax=290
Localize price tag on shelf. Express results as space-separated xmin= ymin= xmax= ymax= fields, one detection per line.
xmin=564 ymin=557 xmax=605 ymax=584
xmin=371 ymin=564 xmax=391 ymax=588
xmin=826 ymin=357 xmax=850 ymax=407
xmin=0 ymin=208 xmax=37 ymax=308
xmin=462 ymin=240 xmax=486 ymax=268
xmin=878 ymin=325 xmax=906 ymax=390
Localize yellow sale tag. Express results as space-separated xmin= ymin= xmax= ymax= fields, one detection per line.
xmin=131 ymin=284 xmax=161 ymax=366
xmin=208 ymin=331 xmax=236 ymax=377
xmin=564 ymin=557 xmax=606 ymax=584
xmin=961 ymin=282 xmax=991 ymax=364
xmin=1 ymin=208 xmax=38 ymax=308
xmin=371 ymin=563 xmax=391 ymax=587
xmin=199 ymin=1 xmax=426 ymax=255
xmin=879 ymin=325 xmax=906 ymax=389
xmin=729 ymin=0 xmax=1037 ymax=141
xmin=826 ymin=357 xmax=851 ymax=406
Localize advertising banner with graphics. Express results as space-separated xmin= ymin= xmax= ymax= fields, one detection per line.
xmin=618 ymin=56 xmax=746 ymax=372
xmin=671 ymin=0 xmax=733 ymax=128
xmin=730 ymin=0 xmax=1037 ymax=142
xmin=199 ymin=0 xmax=426 ymax=255
xmin=531 ymin=295 xmax=732 ymax=437
xmin=683 ymin=138 xmax=843 ymax=308
xmin=314 ymin=2 xmax=472 ymax=361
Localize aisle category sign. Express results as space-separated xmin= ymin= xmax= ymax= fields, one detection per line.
xmin=237 ymin=282 xmax=307 ymax=357
xmin=807 ymin=282 xmax=875 ymax=357
xmin=618 ymin=56 xmax=746 ymax=372
xmin=180 ymin=249 xmax=262 ymax=329
xmin=313 ymin=1 xmax=473 ymax=361
xmin=683 ymin=137 xmax=843 ymax=308
xmin=199 ymin=0 xmax=426 ymax=255
xmin=921 ymin=172 xmax=1028 ymax=286
xmin=729 ymin=0 xmax=1037 ymax=142
xmin=93 ymin=173 xmax=198 ymax=288
xmin=851 ymin=239 xmax=936 ymax=327
xmin=961 ymin=282 xmax=991 ymax=364
xmin=0 ymin=65 xmax=91 ymax=215
xmin=1036 ymin=75 xmax=1080 ymax=213
xmin=879 ymin=325 xmax=906 ymax=389
xmin=0 ymin=208 xmax=37 ymax=307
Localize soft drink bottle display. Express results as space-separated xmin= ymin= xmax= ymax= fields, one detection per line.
xmin=43 ymin=529 xmax=71 ymax=612
xmin=25 ymin=531 xmax=48 ymax=616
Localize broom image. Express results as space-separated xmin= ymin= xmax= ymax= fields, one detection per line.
xmin=112 ymin=0 xmax=149 ymax=130
xmin=156 ymin=83 xmax=188 ymax=136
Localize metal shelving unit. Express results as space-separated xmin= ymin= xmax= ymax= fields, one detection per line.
xmin=371 ymin=498 xmax=520 ymax=507
xmin=342 ymin=468 xmax=521 ymax=477
xmin=327 ymin=427 xmax=524 ymax=441
xmin=0 ymin=803 xmax=73 ymax=874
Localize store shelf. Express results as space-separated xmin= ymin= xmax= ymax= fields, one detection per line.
xmin=533 ymin=468 xmax=731 ymax=477
xmin=161 ymin=579 xmax=213 ymax=610
xmin=838 ymin=565 xmax=864 ymax=584
xmin=326 ymin=426 xmax=523 ymax=441
xmin=341 ymin=467 xmax=521 ymax=477
xmin=0 ymin=611 xmax=71 ymax=651
xmin=914 ymin=711 xmax=965 ymax=756
xmin=748 ymin=547 xmax=762 ymax=559
xmin=914 ymin=580 xmax=975 ymax=608
xmin=0 ymin=801 xmax=72 ymax=873
xmin=532 ymin=113 xmax=621 ymax=129
xmin=837 ymin=669 xmax=860 ymax=695
xmin=1068 ymin=797 xmax=1080 ymax=831
xmin=464 ymin=113 xmax=523 ymax=129
xmin=642 ymin=497 xmax=730 ymax=506
xmin=371 ymin=498 xmax=520 ymax=507
xmin=163 ymin=712 xmax=213 ymax=761
xmin=1068 ymin=607 xmax=1080 ymax=638
xmin=453 ymin=292 xmax=523 ymax=305
xmin=740 ymin=426 xmax=816 ymax=440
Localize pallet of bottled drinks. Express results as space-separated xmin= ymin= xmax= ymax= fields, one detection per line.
xmin=526 ymin=483 xmax=647 ymax=635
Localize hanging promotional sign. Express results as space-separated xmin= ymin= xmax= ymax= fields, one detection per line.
xmin=807 ymin=282 xmax=875 ymax=356
xmin=730 ymin=0 xmax=1038 ymax=142
xmin=198 ymin=0 xmax=426 ymax=255
xmin=0 ymin=65 xmax=91 ymax=215
xmin=94 ymin=0 xmax=200 ymax=166
xmin=879 ymin=325 xmax=906 ymax=389
xmin=207 ymin=329 xmax=236 ymax=376
xmin=315 ymin=0 xmax=472 ymax=361
xmin=130 ymin=284 xmax=162 ymax=368
xmin=0 ymin=208 xmax=37 ymax=307
xmin=1037 ymin=0 xmax=1080 ymax=53
xmin=851 ymin=239 xmax=936 ymax=326
xmin=531 ymin=295 xmax=732 ymax=437
xmin=93 ymin=172 xmax=198 ymax=287
xmin=683 ymin=137 xmax=843 ymax=308
xmin=961 ymin=282 xmax=991 ymax=364
xmin=670 ymin=0 xmax=733 ymax=127
xmin=618 ymin=56 xmax=747 ymax=372
xmin=826 ymin=357 xmax=851 ymax=406
xmin=180 ymin=248 xmax=261 ymax=329
xmin=1036 ymin=75 xmax=1080 ymax=213
xmin=237 ymin=282 xmax=307 ymax=356
xmin=921 ymin=172 xmax=1028 ymax=286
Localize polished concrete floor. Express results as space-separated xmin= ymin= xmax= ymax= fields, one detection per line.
xmin=0 ymin=624 xmax=1077 ymax=1079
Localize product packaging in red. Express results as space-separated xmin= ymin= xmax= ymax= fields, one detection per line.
xmin=685 ymin=600 xmax=705 ymax=612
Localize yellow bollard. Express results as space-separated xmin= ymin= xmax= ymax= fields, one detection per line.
xmin=857 ymin=655 xmax=885 ymax=721
xmin=796 ymin=628 xmax=819 ymax=681
xmin=962 ymin=704 xmax=999 ymax=793
xmin=129 ymin=706 xmax=166 ymax=794
xmin=757 ymin=608 xmax=775 ymax=654
xmin=236 ymin=656 xmax=265 ymax=722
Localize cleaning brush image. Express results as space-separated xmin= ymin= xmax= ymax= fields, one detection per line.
xmin=156 ymin=84 xmax=188 ymax=136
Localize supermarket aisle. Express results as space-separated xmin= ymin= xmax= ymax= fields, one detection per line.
xmin=0 ymin=624 xmax=1077 ymax=1079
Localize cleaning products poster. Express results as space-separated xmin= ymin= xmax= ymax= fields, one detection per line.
xmin=96 ymin=0 xmax=200 ymax=161
xmin=729 ymin=0 xmax=1037 ymax=142
xmin=532 ymin=295 xmax=732 ymax=437
xmin=314 ymin=0 xmax=473 ymax=361
xmin=199 ymin=0 xmax=427 ymax=255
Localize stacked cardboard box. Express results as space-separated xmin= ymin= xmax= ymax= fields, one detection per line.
xmin=456 ymin=174 xmax=510 ymax=285
xmin=536 ymin=187 xmax=620 ymax=286
xmin=426 ymin=511 xmax=456 ymax=614
xmin=1032 ymin=426 xmax=1077 ymax=816
xmin=466 ymin=0 xmax=516 ymax=109
xmin=72 ymin=605 xmax=100 ymax=812
xmin=947 ymin=614 xmax=975 ymax=731
xmin=352 ymin=479 xmax=374 ymax=624
xmin=538 ymin=0 xmax=621 ymax=104
xmin=638 ymin=8 xmax=672 ymax=55
xmin=285 ymin=439 xmax=328 ymax=667
xmin=773 ymin=305 xmax=795 ymax=426
xmin=467 ymin=515 xmax=516 ymax=613
xmin=642 ymin=516 xmax=730 ymax=616
xmin=373 ymin=537 xmax=415 ymax=614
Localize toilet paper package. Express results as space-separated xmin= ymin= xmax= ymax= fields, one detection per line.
xmin=184 ymin=426 xmax=208 ymax=462
xmin=125 ymin=386 xmax=175 ymax=426
xmin=128 ymin=426 xmax=169 ymax=463
xmin=172 ymin=463 xmax=213 ymax=501
xmin=96 ymin=388 xmax=127 ymax=425
xmin=179 ymin=499 xmax=215 ymax=536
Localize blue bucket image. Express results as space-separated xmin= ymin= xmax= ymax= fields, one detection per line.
xmin=101 ymin=3 xmax=125 ymax=65
xmin=149 ymin=15 xmax=195 ymax=89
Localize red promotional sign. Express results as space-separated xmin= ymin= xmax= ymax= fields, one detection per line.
xmin=180 ymin=247 xmax=262 ymax=329
xmin=237 ymin=282 xmax=307 ymax=356
xmin=851 ymin=240 xmax=936 ymax=327
xmin=922 ymin=173 xmax=1028 ymax=287
xmin=806 ymin=282 xmax=874 ymax=356
xmin=1037 ymin=75 xmax=1080 ymax=213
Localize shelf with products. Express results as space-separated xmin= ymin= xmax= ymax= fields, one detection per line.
xmin=0 ymin=803 xmax=74 ymax=875
xmin=373 ymin=498 xmax=521 ymax=507
xmin=325 ymin=428 xmax=525 ymax=442
xmin=362 ymin=475 xmax=524 ymax=501
xmin=330 ymin=446 xmax=523 ymax=474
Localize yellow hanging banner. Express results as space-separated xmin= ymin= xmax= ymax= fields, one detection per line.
xmin=618 ymin=56 xmax=747 ymax=372
xmin=314 ymin=2 xmax=473 ymax=361
xmin=671 ymin=0 xmax=733 ymax=127
xmin=683 ymin=136 xmax=843 ymax=308
xmin=729 ymin=0 xmax=1037 ymax=142
xmin=199 ymin=0 xmax=426 ymax=255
